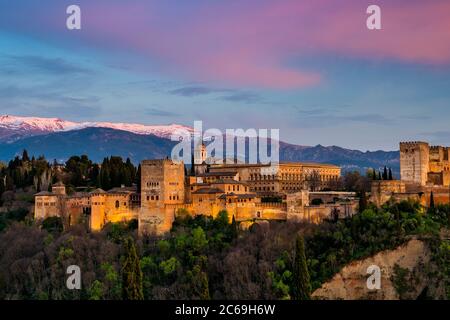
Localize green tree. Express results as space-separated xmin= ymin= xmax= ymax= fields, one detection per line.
xmin=383 ymin=166 xmax=388 ymax=180
xmin=429 ymin=192 xmax=435 ymax=211
xmin=230 ymin=215 xmax=238 ymax=239
xmin=42 ymin=216 xmax=64 ymax=234
xmin=186 ymin=265 xmax=210 ymax=300
xmin=292 ymin=234 xmax=311 ymax=300
xmin=136 ymin=164 xmax=141 ymax=193
xmin=192 ymin=227 xmax=208 ymax=252
xmin=359 ymin=191 xmax=368 ymax=213
xmin=215 ymin=210 xmax=229 ymax=228
xmin=22 ymin=149 xmax=30 ymax=162
xmin=388 ymin=168 xmax=393 ymax=180
xmin=371 ymin=168 xmax=377 ymax=180
xmin=121 ymin=237 xmax=144 ymax=300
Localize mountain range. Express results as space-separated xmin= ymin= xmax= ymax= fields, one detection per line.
xmin=0 ymin=115 xmax=193 ymax=142
xmin=0 ymin=115 xmax=400 ymax=174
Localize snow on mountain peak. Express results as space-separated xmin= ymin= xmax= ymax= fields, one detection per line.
xmin=0 ymin=115 xmax=193 ymax=141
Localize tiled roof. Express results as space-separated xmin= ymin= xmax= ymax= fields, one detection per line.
xmin=90 ymin=188 xmax=107 ymax=194
xmin=192 ymin=188 xmax=224 ymax=195
xmin=35 ymin=191 xmax=54 ymax=196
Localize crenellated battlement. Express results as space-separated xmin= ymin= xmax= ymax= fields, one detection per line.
xmin=399 ymin=141 xmax=429 ymax=149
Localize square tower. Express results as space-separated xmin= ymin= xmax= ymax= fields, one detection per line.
xmin=400 ymin=142 xmax=430 ymax=186
xmin=139 ymin=159 xmax=185 ymax=235
xmin=141 ymin=159 xmax=185 ymax=209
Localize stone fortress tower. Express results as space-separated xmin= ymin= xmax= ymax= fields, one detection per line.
xmin=139 ymin=159 xmax=185 ymax=235
xmin=400 ymin=141 xmax=430 ymax=186
xmin=400 ymin=141 xmax=450 ymax=187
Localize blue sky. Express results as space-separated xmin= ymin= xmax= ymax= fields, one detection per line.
xmin=0 ymin=0 xmax=449 ymax=151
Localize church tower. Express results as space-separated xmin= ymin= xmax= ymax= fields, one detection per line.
xmin=194 ymin=142 xmax=207 ymax=164
xmin=193 ymin=142 xmax=208 ymax=175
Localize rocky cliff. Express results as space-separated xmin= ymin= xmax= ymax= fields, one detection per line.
xmin=312 ymin=238 xmax=444 ymax=300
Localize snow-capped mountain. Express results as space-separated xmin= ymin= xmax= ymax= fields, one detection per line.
xmin=0 ymin=115 xmax=193 ymax=142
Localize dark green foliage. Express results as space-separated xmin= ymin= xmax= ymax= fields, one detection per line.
xmin=99 ymin=157 xmax=137 ymax=190
xmin=0 ymin=208 xmax=29 ymax=232
xmin=0 ymin=151 xmax=50 ymax=191
xmin=311 ymin=198 xmax=323 ymax=206
xmin=388 ymin=168 xmax=393 ymax=180
xmin=359 ymin=191 xmax=368 ymax=212
xmin=383 ymin=166 xmax=388 ymax=180
xmin=42 ymin=216 xmax=64 ymax=234
xmin=0 ymin=198 xmax=448 ymax=300
xmin=65 ymin=155 xmax=94 ymax=187
xmin=105 ymin=220 xmax=138 ymax=243
xmin=371 ymin=168 xmax=378 ymax=180
xmin=429 ymin=192 xmax=435 ymax=210
xmin=342 ymin=171 xmax=370 ymax=193
xmin=392 ymin=264 xmax=414 ymax=299
xmin=292 ymin=234 xmax=311 ymax=300
xmin=230 ymin=215 xmax=238 ymax=240
xmin=121 ymin=237 xmax=144 ymax=300
xmin=0 ymin=224 xmax=123 ymax=300
xmin=136 ymin=164 xmax=141 ymax=193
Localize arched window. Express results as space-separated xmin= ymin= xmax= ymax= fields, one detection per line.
xmin=115 ymin=200 xmax=120 ymax=208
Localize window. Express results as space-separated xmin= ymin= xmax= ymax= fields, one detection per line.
xmin=115 ymin=200 xmax=120 ymax=208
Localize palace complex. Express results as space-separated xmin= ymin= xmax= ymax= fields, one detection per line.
xmin=35 ymin=145 xmax=355 ymax=235
xmin=36 ymin=141 xmax=448 ymax=235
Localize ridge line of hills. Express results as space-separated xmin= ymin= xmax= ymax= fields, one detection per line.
xmin=0 ymin=126 xmax=400 ymax=174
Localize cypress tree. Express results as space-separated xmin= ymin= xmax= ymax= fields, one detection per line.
xmin=383 ymin=166 xmax=388 ymax=180
xmin=372 ymin=168 xmax=377 ymax=180
xmin=190 ymin=154 xmax=195 ymax=176
xmin=388 ymin=168 xmax=393 ymax=180
xmin=359 ymin=191 xmax=368 ymax=212
xmin=292 ymin=234 xmax=311 ymax=300
xmin=378 ymin=172 xmax=382 ymax=181
xmin=0 ymin=176 xmax=5 ymax=205
xmin=22 ymin=149 xmax=30 ymax=162
xmin=136 ymin=164 xmax=141 ymax=193
xmin=429 ymin=191 xmax=435 ymax=210
xmin=121 ymin=237 xmax=144 ymax=300
xmin=230 ymin=215 xmax=238 ymax=239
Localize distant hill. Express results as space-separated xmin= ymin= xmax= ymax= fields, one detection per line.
xmin=0 ymin=127 xmax=177 ymax=163
xmin=279 ymin=142 xmax=399 ymax=174
xmin=0 ymin=127 xmax=400 ymax=174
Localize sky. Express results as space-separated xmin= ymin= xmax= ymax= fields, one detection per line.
xmin=0 ymin=0 xmax=449 ymax=151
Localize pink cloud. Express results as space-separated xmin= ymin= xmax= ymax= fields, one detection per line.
xmin=29 ymin=0 xmax=450 ymax=88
